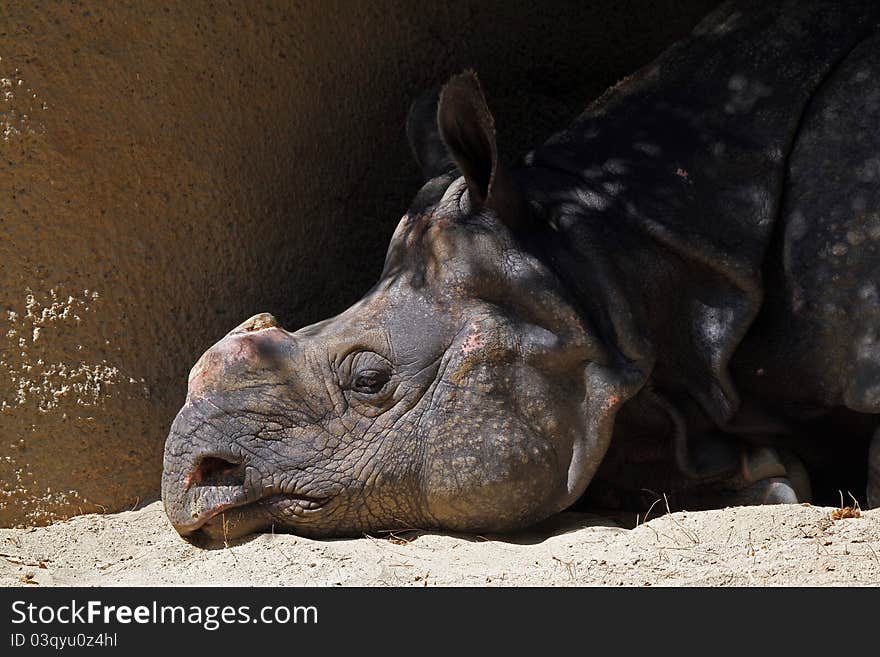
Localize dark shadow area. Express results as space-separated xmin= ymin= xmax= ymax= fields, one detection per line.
xmin=357 ymin=511 xmax=630 ymax=548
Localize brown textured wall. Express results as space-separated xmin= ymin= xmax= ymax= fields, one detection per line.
xmin=0 ymin=0 xmax=718 ymax=526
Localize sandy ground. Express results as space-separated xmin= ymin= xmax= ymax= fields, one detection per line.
xmin=1 ymin=501 xmax=878 ymax=586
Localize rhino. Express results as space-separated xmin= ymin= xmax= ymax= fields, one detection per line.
xmin=162 ymin=0 xmax=880 ymax=541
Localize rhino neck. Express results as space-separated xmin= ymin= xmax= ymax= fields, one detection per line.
xmin=516 ymin=166 xmax=659 ymax=382
xmin=519 ymin=151 xmax=766 ymax=429
xmin=516 ymin=0 xmax=880 ymax=429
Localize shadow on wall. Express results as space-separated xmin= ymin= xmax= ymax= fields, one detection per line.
xmin=0 ymin=0 xmax=719 ymax=526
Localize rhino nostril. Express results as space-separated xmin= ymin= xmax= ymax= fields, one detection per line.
xmin=190 ymin=456 xmax=244 ymax=488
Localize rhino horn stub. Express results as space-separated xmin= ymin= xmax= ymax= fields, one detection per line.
xmin=232 ymin=312 xmax=278 ymax=334
xmin=186 ymin=314 xmax=293 ymax=399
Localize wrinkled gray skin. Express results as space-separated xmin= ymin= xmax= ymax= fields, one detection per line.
xmin=163 ymin=0 xmax=880 ymax=541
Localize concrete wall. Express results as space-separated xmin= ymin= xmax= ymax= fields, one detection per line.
xmin=0 ymin=0 xmax=717 ymax=526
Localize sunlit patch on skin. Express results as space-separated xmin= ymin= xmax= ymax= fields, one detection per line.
xmin=602 ymin=392 xmax=622 ymax=412
xmin=460 ymin=329 xmax=485 ymax=355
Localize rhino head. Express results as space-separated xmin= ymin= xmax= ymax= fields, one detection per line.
xmin=161 ymin=72 xmax=643 ymax=540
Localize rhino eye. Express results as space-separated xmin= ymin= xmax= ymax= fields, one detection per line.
xmin=352 ymin=369 xmax=390 ymax=394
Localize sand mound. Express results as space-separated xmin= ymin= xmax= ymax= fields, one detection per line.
xmin=2 ymin=502 xmax=878 ymax=586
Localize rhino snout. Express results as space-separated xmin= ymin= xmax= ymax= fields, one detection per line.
xmin=162 ymin=427 xmax=331 ymax=541
xmin=161 ymin=433 xmax=253 ymax=536
xmin=163 ymin=313 xmax=304 ymax=540
xmin=186 ymin=314 xmax=297 ymax=400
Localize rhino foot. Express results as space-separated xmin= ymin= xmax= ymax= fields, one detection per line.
xmin=869 ymin=429 xmax=880 ymax=509
xmin=665 ymin=446 xmax=810 ymax=510
xmin=740 ymin=446 xmax=811 ymax=503
xmin=728 ymin=477 xmax=800 ymax=506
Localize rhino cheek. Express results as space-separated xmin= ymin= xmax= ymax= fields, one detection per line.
xmin=423 ymin=441 xmax=561 ymax=531
xmin=419 ymin=393 xmax=564 ymax=533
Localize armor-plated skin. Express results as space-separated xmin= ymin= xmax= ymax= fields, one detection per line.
xmin=163 ymin=1 xmax=880 ymax=540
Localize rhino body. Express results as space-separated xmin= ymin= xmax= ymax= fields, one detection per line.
xmin=163 ymin=0 xmax=880 ymax=540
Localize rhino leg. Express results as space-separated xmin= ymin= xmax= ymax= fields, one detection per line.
xmin=717 ymin=447 xmax=813 ymax=505
xmin=678 ymin=445 xmax=808 ymax=508
xmin=662 ymin=389 xmax=811 ymax=506
xmin=869 ymin=429 xmax=880 ymax=508
xmin=746 ymin=447 xmax=811 ymax=501
xmin=585 ymin=428 xmax=811 ymax=512
xmin=728 ymin=478 xmax=800 ymax=506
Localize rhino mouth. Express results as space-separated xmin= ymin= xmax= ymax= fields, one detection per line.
xmin=180 ymin=493 xmax=331 ymax=542
xmin=171 ymin=453 xmax=332 ymax=540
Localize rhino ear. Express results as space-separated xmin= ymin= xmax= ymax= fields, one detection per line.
xmin=406 ymin=88 xmax=457 ymax=181
xmin=437 ymin=71 xmax=525 ymax=223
